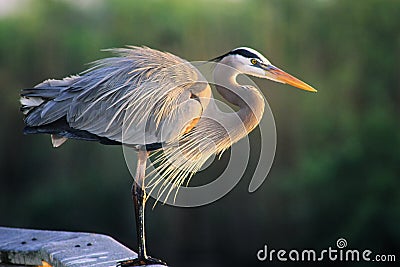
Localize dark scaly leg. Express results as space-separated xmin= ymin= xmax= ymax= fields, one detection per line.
xmin=118 ymin=149 xmax=167 ymax=266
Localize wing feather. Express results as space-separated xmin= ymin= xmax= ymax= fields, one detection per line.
xmin=23 ymin=46 xmax=210 ymax=146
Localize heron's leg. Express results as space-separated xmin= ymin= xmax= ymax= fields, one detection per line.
xmin=133 ymin=149 xmax=149 ymax=259
xmin=118 ymin=149 xmax=167 ymax=266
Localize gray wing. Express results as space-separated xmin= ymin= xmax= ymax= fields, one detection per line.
xmin=22 ymin=46 xmax=211 ymax=146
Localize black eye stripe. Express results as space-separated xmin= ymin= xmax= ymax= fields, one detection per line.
xmin=211 ymin=48 xmax=262 ymax=62
xmin=229 ymin=49 xmax=261 ymax=60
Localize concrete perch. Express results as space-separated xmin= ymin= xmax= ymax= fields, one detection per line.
xmin=0 ymin=227 xmax=165 ymax=267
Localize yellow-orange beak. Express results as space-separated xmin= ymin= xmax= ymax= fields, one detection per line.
xmin=262 ymin=64 xmax=317 ymax=93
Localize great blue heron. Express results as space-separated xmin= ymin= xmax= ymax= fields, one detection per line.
xmin=20 ymin=46 xmax=316 ymax=266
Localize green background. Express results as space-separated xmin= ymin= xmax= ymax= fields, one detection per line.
xmin=0 ymin=0 xmax=399 ymax=266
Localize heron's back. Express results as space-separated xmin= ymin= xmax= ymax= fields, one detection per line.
xmin=20 ymin=46 xmax=209 ymax=148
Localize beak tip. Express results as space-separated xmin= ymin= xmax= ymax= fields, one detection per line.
xmin=268 ymin=66 xmax=317 ymax=93
xmin=299 ymin=86 xmax=317 ymax=93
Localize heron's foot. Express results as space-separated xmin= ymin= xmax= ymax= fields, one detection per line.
xmin=118 ymin=256 xmax=167 ymax=266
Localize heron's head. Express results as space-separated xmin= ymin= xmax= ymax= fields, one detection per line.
xmin=213 ymin=47 xmax=317 ymax=92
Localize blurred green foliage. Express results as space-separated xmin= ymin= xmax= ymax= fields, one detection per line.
xmin=0 ymin=0 xmax=399 ymax=266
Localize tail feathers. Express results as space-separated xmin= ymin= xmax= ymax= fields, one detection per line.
xmin=20 ymin=75 xmax=81 ymax=116
xmin=21 ymin=76 xmax=80 ymax=98
xmin=20 ymin=96 xmax=45 ymax=115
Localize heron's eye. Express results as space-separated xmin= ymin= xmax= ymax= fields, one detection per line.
xmin=250 ymin=59 xmax=257 ymax=65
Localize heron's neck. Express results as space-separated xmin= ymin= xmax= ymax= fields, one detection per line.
xmin=213 ymin=62 xmax=265 ymax=134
